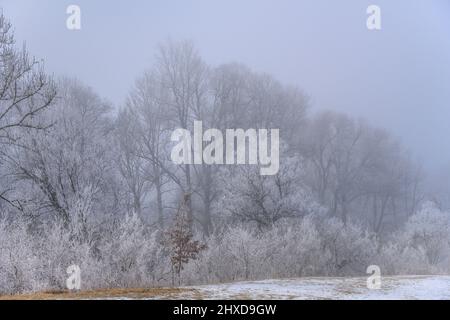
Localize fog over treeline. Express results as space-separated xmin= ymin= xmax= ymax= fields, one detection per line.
xmin=2 ymin=0 xmax=450 ymax=173
xmin=0 ymin=2 xmax=449 ymax=295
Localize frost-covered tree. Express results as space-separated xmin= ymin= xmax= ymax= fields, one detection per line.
xmin=0 ymin=14 xmax=56 ymax=142
xmin=301 ymin=111 xmax=423 ymax=231
xmin=397 ymin=202 xmax=450 ymax=268
xmin=5 ymin=79 xmax=121 ymax=231
xmin=0 ymin=14 xmax=56 ymax=212
xmin=121 ymin=70 xmax=172 ymax=228
xmin=114 ymin=108 xmax=150 ymax=217
xmin=220 ymin=155 xmax=318 ymax=229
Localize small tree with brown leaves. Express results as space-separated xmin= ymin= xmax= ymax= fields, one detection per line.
xmin=166 ymin=194 xmax=206 ymax=285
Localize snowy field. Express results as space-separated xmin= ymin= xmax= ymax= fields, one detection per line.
xmin=108 ymin=276 xmax=450 ymax=300
xmin=4 ymin=275 xmax=449 ymax=300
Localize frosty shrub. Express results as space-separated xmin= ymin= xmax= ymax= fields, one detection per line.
xmin=376 ymin=243 xmax=430 ymax=275
xmin=259 ymin=217 xmax=324 ymax=278
xmin=388 ymin=202 xmax=450 ymax=272
xmin=313 ymin=217 xmax=378 ymax=276
xmin=184 ymin=215 xmax=376 ymax=285
xmin=0 ymin=206 xmax=446 ymax=294
xmin=98 ymin=213 xmax=170 ymax=288
xmin=34 ymin=219 xmax=93 ymax=291
xmin=0 ymin=218 xmax=39 ymax=294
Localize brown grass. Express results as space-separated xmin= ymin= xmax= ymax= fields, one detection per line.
xmin=0 ymin=287 xmax=197 ymax=300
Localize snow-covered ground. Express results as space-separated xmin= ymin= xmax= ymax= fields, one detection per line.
xmin=143 ymin=276 xmax=450 ymax=300
xmin=10 ymin=275 xmax=448 ymax=300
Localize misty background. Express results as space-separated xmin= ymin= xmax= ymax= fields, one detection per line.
xmin=2 ymin=0 xmax=449 ymax=174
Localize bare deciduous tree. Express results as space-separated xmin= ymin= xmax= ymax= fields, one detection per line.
xmin=0 ymin=14 xmax=56 ymax=143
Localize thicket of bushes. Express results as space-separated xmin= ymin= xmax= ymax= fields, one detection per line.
xmin=1 ymin=202 xmax=448 ymax=294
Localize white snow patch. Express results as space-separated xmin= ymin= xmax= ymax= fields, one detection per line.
xmin=103 ymin=276 xmax=450 ymax=300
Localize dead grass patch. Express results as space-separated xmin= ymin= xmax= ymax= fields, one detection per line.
xmin=0 ymin=287 xmax=197 ymax=300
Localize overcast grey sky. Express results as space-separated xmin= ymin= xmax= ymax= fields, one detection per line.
xmin=1 ymin=0 xmax=449 ymax=170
